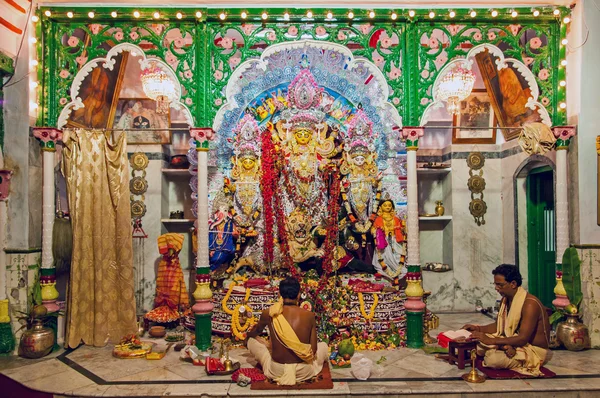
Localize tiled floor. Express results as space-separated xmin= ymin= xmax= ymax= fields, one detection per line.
xmin=1 ymin=313 xmax=599 ymax=397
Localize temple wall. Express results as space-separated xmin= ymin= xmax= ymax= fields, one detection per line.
xmin=575 ymin=246 xmax=600 ymax=348
xmin=421 ymin=142 xmax=558 ymax=313
xmin=3 ymin=27 xmax=41 ymax=251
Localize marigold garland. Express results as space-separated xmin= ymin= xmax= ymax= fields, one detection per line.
xmin=221 ymin=283 xmax=251 ymax=316
xmin=358 ymin=292 xmax=379 ymax=322
xmin=231 ymin=303 xmax=256 ymax=341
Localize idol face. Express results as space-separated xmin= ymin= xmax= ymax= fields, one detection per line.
xmin=241 ymin=156 xmax=257 ymax=171
xmin=294 ymin=129 xmax=312 ymax=145
xmin=380 ymin=200 xmax=394 ymax=213
xmin=352 ymin=154 xmax=366 ymax=166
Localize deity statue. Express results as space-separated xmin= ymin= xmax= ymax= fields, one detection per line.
xmin=228 ymin=114 xmax=267 ymax=274
xmin=271 ymin=70 xmax=339 ymax=219
xmin=340 ymin=109 xmax=382 ymax=266
xmin=266 ymin=69 xmax=341 ymax=273
xmin=371 ymin=197 xmax=407 ymax=285
xmin=208 ymin=194 xmax=237 ymax=273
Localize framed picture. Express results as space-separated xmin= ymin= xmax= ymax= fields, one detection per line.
xmin=475 ymin=50 xmax=542 ymax=141
xmin=112 ymin=98 xmax=171 ymax=144
xmin=452 ymin=90 xmax=497 ymax=144
xmin=66 ymin=52 xmax=129 ymax=130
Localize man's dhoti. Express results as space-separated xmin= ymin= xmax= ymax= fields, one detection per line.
xmin=477 ymin=343 xmax=552 ymax=377
xmin=248 ymin=338 xmax=329 ymax=385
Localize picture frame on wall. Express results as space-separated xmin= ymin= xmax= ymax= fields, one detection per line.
xmin=112 ymin=98 xmax=172 ymax=144
xmin=452 ymin=89 xmax=497 ymax=144
xmin=475 ymin=49 xmax=542 ymax=141
xmin=66 ymin=52 xmax=129 ymax=130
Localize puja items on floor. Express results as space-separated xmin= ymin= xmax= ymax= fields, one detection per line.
xmin=112 ymin=334 xmax=155 ymax=359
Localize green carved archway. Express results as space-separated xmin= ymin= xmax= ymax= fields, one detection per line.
xmin=34 ymin=7 xmax=569 ymax=128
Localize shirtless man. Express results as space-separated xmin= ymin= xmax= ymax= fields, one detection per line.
xmin=463 ymin=264 xmax=551 ymax=376
xmin=246 ymin=277 xmax=328 ymax=385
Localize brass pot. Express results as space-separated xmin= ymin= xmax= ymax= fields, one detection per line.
xmin=19 ymin=319 xmax=54 ymax=359
xmin=435 ymin=201 xmax=445 ymax=216
xmin=556 ymin=314 xmax=591 ymax=351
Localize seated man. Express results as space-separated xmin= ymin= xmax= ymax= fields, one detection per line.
xmin=246 ymin=277 xmax=329 ymax=385
xmin=463 ymin=264 xmax=551 ymax=377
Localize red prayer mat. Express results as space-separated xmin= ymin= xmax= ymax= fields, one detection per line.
xmin=475 ymin=357 xmax=556 ymax=379
xmin=250 ymin=363 xmax=334 ymax=390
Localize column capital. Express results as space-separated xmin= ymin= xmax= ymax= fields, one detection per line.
xmin=0 ymin=169 xmax=13 ymax=201
xmin=190 ymin=127 xmax=215 ymax=152
xmin=553 ymin=125 xmax=576 ymax=150
xmin=33 ymin=127 xmax=63 ymax=152
xmin=401 ymin=126 xmax=424 ymax=151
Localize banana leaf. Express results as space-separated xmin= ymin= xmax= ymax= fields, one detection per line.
xmin=561 ymin=247 xmax=583 ymax=308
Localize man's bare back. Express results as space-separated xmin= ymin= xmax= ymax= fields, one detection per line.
xmin=518 ymin=294 xmax=550 ymax=348
xmin=263 ymin=306 xmax=317 ymax=364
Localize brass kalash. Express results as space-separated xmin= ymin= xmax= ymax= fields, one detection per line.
xmin=461 ymin=350 xmax=486 ymax=383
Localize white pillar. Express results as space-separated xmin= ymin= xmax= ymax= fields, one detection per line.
xmin=189 ymin=128 xmax=215 ymax=351
xmin=41 ymin=149 xmax=55 ymax=269
xmin=406 ymin=149 xmax=420 ymax=266
xmin=555 ymin=148 xmax=569 ymax=259
xmin=197 ymin=149 xmax=209 ymax=268
xmin=552 ymin=126 xmax=576 ymax=310
xmin=33 ymin=128 xmax=62 ymax=313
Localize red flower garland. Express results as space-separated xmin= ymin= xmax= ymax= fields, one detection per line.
xmin=260 ymin=130 xmax=276 ymax=268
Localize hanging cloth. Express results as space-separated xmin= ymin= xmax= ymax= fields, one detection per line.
xmin=62 ymin=128 xmax=136 ymax=348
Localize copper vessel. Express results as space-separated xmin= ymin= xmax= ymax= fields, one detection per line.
xmin=19 ymin=319 xmax=54 ymax=359
xmin=556 ymin=314 xmax=591 ymax=351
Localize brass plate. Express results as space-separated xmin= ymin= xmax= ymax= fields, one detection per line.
xmin=468 ymin=175 xmax=486 ymax=194
xmin=131 ymin=200 xmax=147 ymax=218
xmin=130 ymin=176 xmax=148 ymax=195
xmin=130 ymin=152 xmax=149 ymax=171
xmin=466 ymin=152 xmax=485 ymax=170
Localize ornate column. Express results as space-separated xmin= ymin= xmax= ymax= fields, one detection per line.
xmin=189 ymin=128 xmax=215 ymax=351
xmin=401 ymin=127 xmax=425 ymax=348
xmin=552 ymin=126 xmax=576 ymax=310
xmin=33 ymin=128 xmax=62 ymax=313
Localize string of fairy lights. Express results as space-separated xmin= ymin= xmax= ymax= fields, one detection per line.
xmin=32 ymin=8 xmax=572 ymax=22
xmin=27 ymin=7 xmax=572 ymax=115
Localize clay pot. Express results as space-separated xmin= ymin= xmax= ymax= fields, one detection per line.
xmin=556 ymin=314 xmax=591 ymax=351
xmin=149 ymin=326 xmax=166 ymax=338
xmin=19 ymin=319 xmax=54 ymax=359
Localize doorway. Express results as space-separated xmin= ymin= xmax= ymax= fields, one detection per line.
xmin=526 ymin=166 xmax=555 ymax=308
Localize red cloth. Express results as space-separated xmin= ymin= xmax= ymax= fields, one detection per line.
xmin=348 ymin=279 xmax=385 ymax=292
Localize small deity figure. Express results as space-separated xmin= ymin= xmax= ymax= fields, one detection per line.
xmin=208 ymin=195 xmax=237 ymax=273
xmin=145 ymin=233 xmax=189 ymax=323
xmin=371 ymin=198 xmax=407 ymax=285
xmin=340 ymin=109 xmax=382 ymax=264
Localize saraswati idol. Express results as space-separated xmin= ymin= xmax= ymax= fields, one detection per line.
xmin=340 ymin=108 xmax=382 ymax=264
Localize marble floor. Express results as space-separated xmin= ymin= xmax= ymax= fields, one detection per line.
xmin=1 ymin=313 xmax=599 ymax=397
